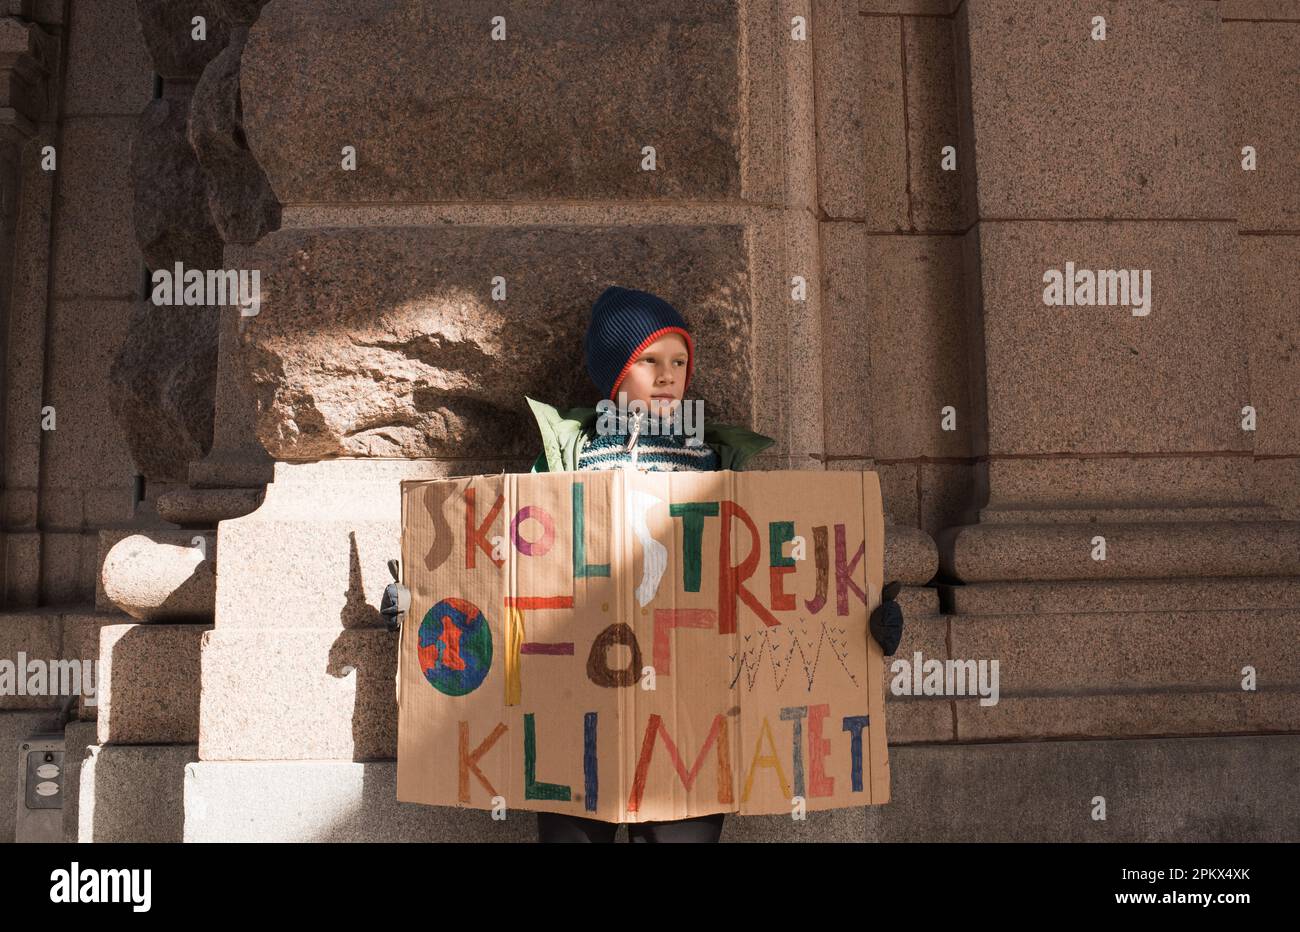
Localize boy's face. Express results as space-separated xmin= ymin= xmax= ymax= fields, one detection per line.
xmin=616 ymin=332 xmax=688 ymax=417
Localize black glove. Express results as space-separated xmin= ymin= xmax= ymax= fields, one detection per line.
xmin=380 ymin=559 xmax=405 ymax=632
xmin=869 ymin=580 xmax=904 ymax=656
xmin=380 ymin=583 xmax=403 ymax=632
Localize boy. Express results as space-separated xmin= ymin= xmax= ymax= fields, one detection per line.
xmin=524 ymin=285 xmax=905 ymax=842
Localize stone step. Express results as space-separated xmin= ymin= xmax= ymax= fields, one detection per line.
xmin=885 ymin=696 xmax=954 ymax=743
xmin=63 ymin=721 xmax=97 ymax=843
xmin=898 ymin=584 xmax=939 ymax=617
xmin=863 ymin=734 xmax=1300 ymax=841
xmin=883 ymin=523 xmax=938 ymax=584
xmin=98 ymin=623 xmax=210 ymax=744
xmin=980 ymin=503 xmax=1283 ymax=525
xmin=869 ymin=601 xmax=1300 ymax=741
xmin=943 ymin=576 xmax=1300 ymax=615
xmin=885 ymin=690 xmax=1300 ymax=743
xmin=184 ymin=758 xmax=869 ymax=842
xmin=947 ymin=607 xmax=1300 ymax=694
xmin=940 ymin=520 xmax=1300 ymax=582
xmin=76 ymin=743 xmax=196 ymax=842
xmin=184 ymin=760 xmax=538 ymax=842
xmin=955 ymin=691 xmax=1300 ymax=742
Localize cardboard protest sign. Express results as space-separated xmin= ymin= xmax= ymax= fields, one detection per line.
xmin=396 ymin=469 xmax=888 ymax=822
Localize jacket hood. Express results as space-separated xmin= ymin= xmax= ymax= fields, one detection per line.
xmin=524 ymin=396 xmax=776 ymax=473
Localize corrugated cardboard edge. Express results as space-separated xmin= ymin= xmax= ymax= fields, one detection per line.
xmin=862 ymin=470 xmax=890 ymax=804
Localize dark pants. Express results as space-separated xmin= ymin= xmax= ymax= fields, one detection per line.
xmin=536 ymin=811 xmax=725 ymax=843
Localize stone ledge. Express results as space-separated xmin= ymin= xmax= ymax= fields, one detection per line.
xmin=182 ymin=758 xmax=868 ymax=842
xmin=865 ymin=734 xmax=1300 ymax=841
xmin=944 ymin=576 xmax=1300 ymax=614
xmin=883 ymin=524 xmax=939 ymax=584
xmin=184 ymin=760 xmax=533 ymax=842
xmin=949 ymin=607 xmax=1300 ymax=693
xmin=897 ymin=585 xmax=939 ymax=617
xmin=62 ymin=721 xmax=97 ymax=842
xmin=941 ymin=520 xmax=1300 ymax=582
xmin=77 ymin=743 xmax=195 ymax=842
xmin=97 ymin=623 xmax=210 ymax=745
xmin=956 ymin=691 xmax=1300 ymax=742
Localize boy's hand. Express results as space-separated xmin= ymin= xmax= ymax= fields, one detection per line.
xmin=869 ymin=580 xmax=904 ymax=656
xmin=380 ymin=583 xmax=408 ymax=631
xmin=380 ymin=559 xmax=409 ymax=632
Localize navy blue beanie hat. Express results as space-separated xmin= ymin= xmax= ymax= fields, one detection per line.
xmin=584 ymin=286 xmax=695 ymax=400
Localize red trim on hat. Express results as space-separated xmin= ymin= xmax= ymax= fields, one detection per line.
xmin=608 ymin=326 xmax=694 ymax=401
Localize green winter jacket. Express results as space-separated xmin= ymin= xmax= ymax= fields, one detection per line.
xmin=525 ymin=396 xmax=776 ymax=473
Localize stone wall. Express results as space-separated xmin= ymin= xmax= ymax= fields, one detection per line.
xmin=1 ymin=0 xmax=1297 ymax=842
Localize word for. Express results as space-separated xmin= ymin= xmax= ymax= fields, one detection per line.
xmin=150 ymin=262 xmax=261 ymax=316
xmin=0 ymin=654 xmax=98 ymax=707
xmin=1042 ymin=263 xmax=1151 ymax=316
xmin=889 ymin=651 xmax=999 ymax=706
xmin=49 ymin=863 xmax=151 ymax=912
xmin=458 ymin=704 xmax=873 ymax=814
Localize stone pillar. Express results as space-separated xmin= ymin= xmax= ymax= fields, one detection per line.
xmin=180 ymin=0 xmax=278 ymax=496
xmin=812 ymin=0 xmax=958 ymax=743
xmin=1225 ymin=0 xmax=1300 ymax=518
xmin=0 ymin=10 xmax=53 ymax=607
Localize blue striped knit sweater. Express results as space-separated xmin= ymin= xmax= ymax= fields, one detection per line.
xmin=576 ymin=414 xmax=720 ymax=472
